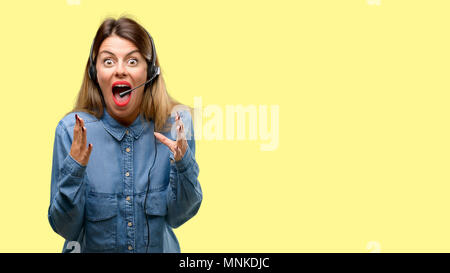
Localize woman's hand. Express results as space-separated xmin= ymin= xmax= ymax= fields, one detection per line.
xmin=70 ymin=114 xmax=93 ymax=166
xmin=154 ymin=112 xmax=188 ymax=162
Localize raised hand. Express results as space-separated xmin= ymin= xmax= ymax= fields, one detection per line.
xmin=154 ymin=112 xmax=188 ymax=162
xmin=69 ymin=114 xmax=93 ymax=166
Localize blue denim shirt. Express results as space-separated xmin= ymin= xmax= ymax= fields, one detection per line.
xmin=48 ymin=108 xmax=202 ymax=253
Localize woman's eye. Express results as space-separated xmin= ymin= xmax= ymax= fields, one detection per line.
xmin=103 ymin=58 xmax=114 ymax=66
xmin=128 ymin=58 xmax=138 ymax=65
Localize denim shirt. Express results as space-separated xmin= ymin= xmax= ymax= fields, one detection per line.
xmin=48 ymin=108 xmax=202 ymax=253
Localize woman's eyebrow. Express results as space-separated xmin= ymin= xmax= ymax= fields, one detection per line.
xmin=98 ymin=49 xmax=140 ymax=57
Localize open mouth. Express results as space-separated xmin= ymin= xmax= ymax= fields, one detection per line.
xmin=112 ymin=81 xmax=132 ymax=107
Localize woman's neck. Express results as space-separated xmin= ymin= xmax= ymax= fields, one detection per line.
xmin=107 ymin=108 xmax=139 ymax=128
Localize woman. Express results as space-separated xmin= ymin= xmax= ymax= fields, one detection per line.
xmin=48 ymin=17 xmax=202 ymax=253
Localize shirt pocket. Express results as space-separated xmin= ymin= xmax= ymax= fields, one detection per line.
xmin=144 ymin=190 xmax=168 ymax=248
xmin=85 ymin=193 xmax=118 ymax=252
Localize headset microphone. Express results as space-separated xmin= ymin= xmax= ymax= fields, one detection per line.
xmin=119 ymin=67 xmax=160 ymax=97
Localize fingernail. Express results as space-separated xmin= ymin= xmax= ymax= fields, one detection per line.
xmin=82 ymin=127 xmax=85 ymax=131
xmin=75 ymin=114 xmax=78 ymax=121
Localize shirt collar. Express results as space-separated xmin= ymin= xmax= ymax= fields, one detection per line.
xmin=100 ymin=108 xmax=146 ymax=141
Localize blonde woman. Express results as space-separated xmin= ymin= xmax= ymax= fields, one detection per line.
xmin=48 ymin=17 xmax=202 ymax=253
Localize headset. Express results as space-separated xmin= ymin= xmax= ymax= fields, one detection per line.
xmin=88 ymin=29 xmax=161 ymax=97
xmin=88 ymin=28 xmax=160 ymax=253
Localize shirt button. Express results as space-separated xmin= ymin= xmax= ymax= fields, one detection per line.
xmin=126 ymin=147 xmax=130 ymax=153
xmin=125 ymin=172 xmax=130 ymax=177
xmin=128 ymin=222 xmax=133 ymax=227
xmin=128 ymin=245 xmax=133 ymax=251
xmin=126 ymin=196 xmax=131 ymax=201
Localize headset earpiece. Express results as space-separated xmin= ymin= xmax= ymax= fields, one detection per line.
xmin=88 ymin=63 xmax=97 ymax=84
xmin=144 ymin=30 xmax=159 ymax=87
xmin=88 ymin=41 xmax=98 ymax=84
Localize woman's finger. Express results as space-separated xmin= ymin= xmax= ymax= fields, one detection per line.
xmin=154 ymin=132 xmax=176 ymax=152
xmin=79 ymin=117 xmax=85 ymax=132
xmin=86 ymin=143 xmax=93 ymax=158
xmin=176 ymin=120 xmax=186 ymax=147
xmin=78 ymin=116 xmax=87 ymax=149
xmin=174 ymin=112 xmax=180 ymax=137
xmin=175 ymin=112 xmax=183 ymax=137
xmin=79 ymin=117 xmax=84 ymax=126
xmin=77 ymin=116 xmax=85 ymax=148
xmin=81 ymin=126 xmax=87 ymax=150
xmin=74 ymin=114 xmax=82 ymax=147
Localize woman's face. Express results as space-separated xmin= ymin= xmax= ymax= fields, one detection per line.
xmin=96 ymin=34 xmax=148 ymax=126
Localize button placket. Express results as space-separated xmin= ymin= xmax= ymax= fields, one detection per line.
xmin=123 ymin=132 xmax=135 ymax=252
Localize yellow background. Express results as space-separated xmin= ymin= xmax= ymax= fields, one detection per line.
xmin=0 ymin=0 xmax=449 ymax=252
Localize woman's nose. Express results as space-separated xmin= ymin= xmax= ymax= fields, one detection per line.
xmin=114 ymin=61 xmax=128 ymax=77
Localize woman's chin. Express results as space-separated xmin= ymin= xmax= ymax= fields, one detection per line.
xmin=108 ymin=101 xmax=133 ymax=115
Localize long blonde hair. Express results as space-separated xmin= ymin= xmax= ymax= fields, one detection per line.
xmin=69 ymin=16 xmax=188 ymax=132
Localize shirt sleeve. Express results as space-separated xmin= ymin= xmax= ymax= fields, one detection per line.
xmin=48 ymin=120 xmax=87 ymax=241
xmin=166 ymin=110 xmax=203 ymax=228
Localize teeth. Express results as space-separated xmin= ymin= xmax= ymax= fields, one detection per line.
xmin=114 ymin=84 xmax=131 ymax=88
